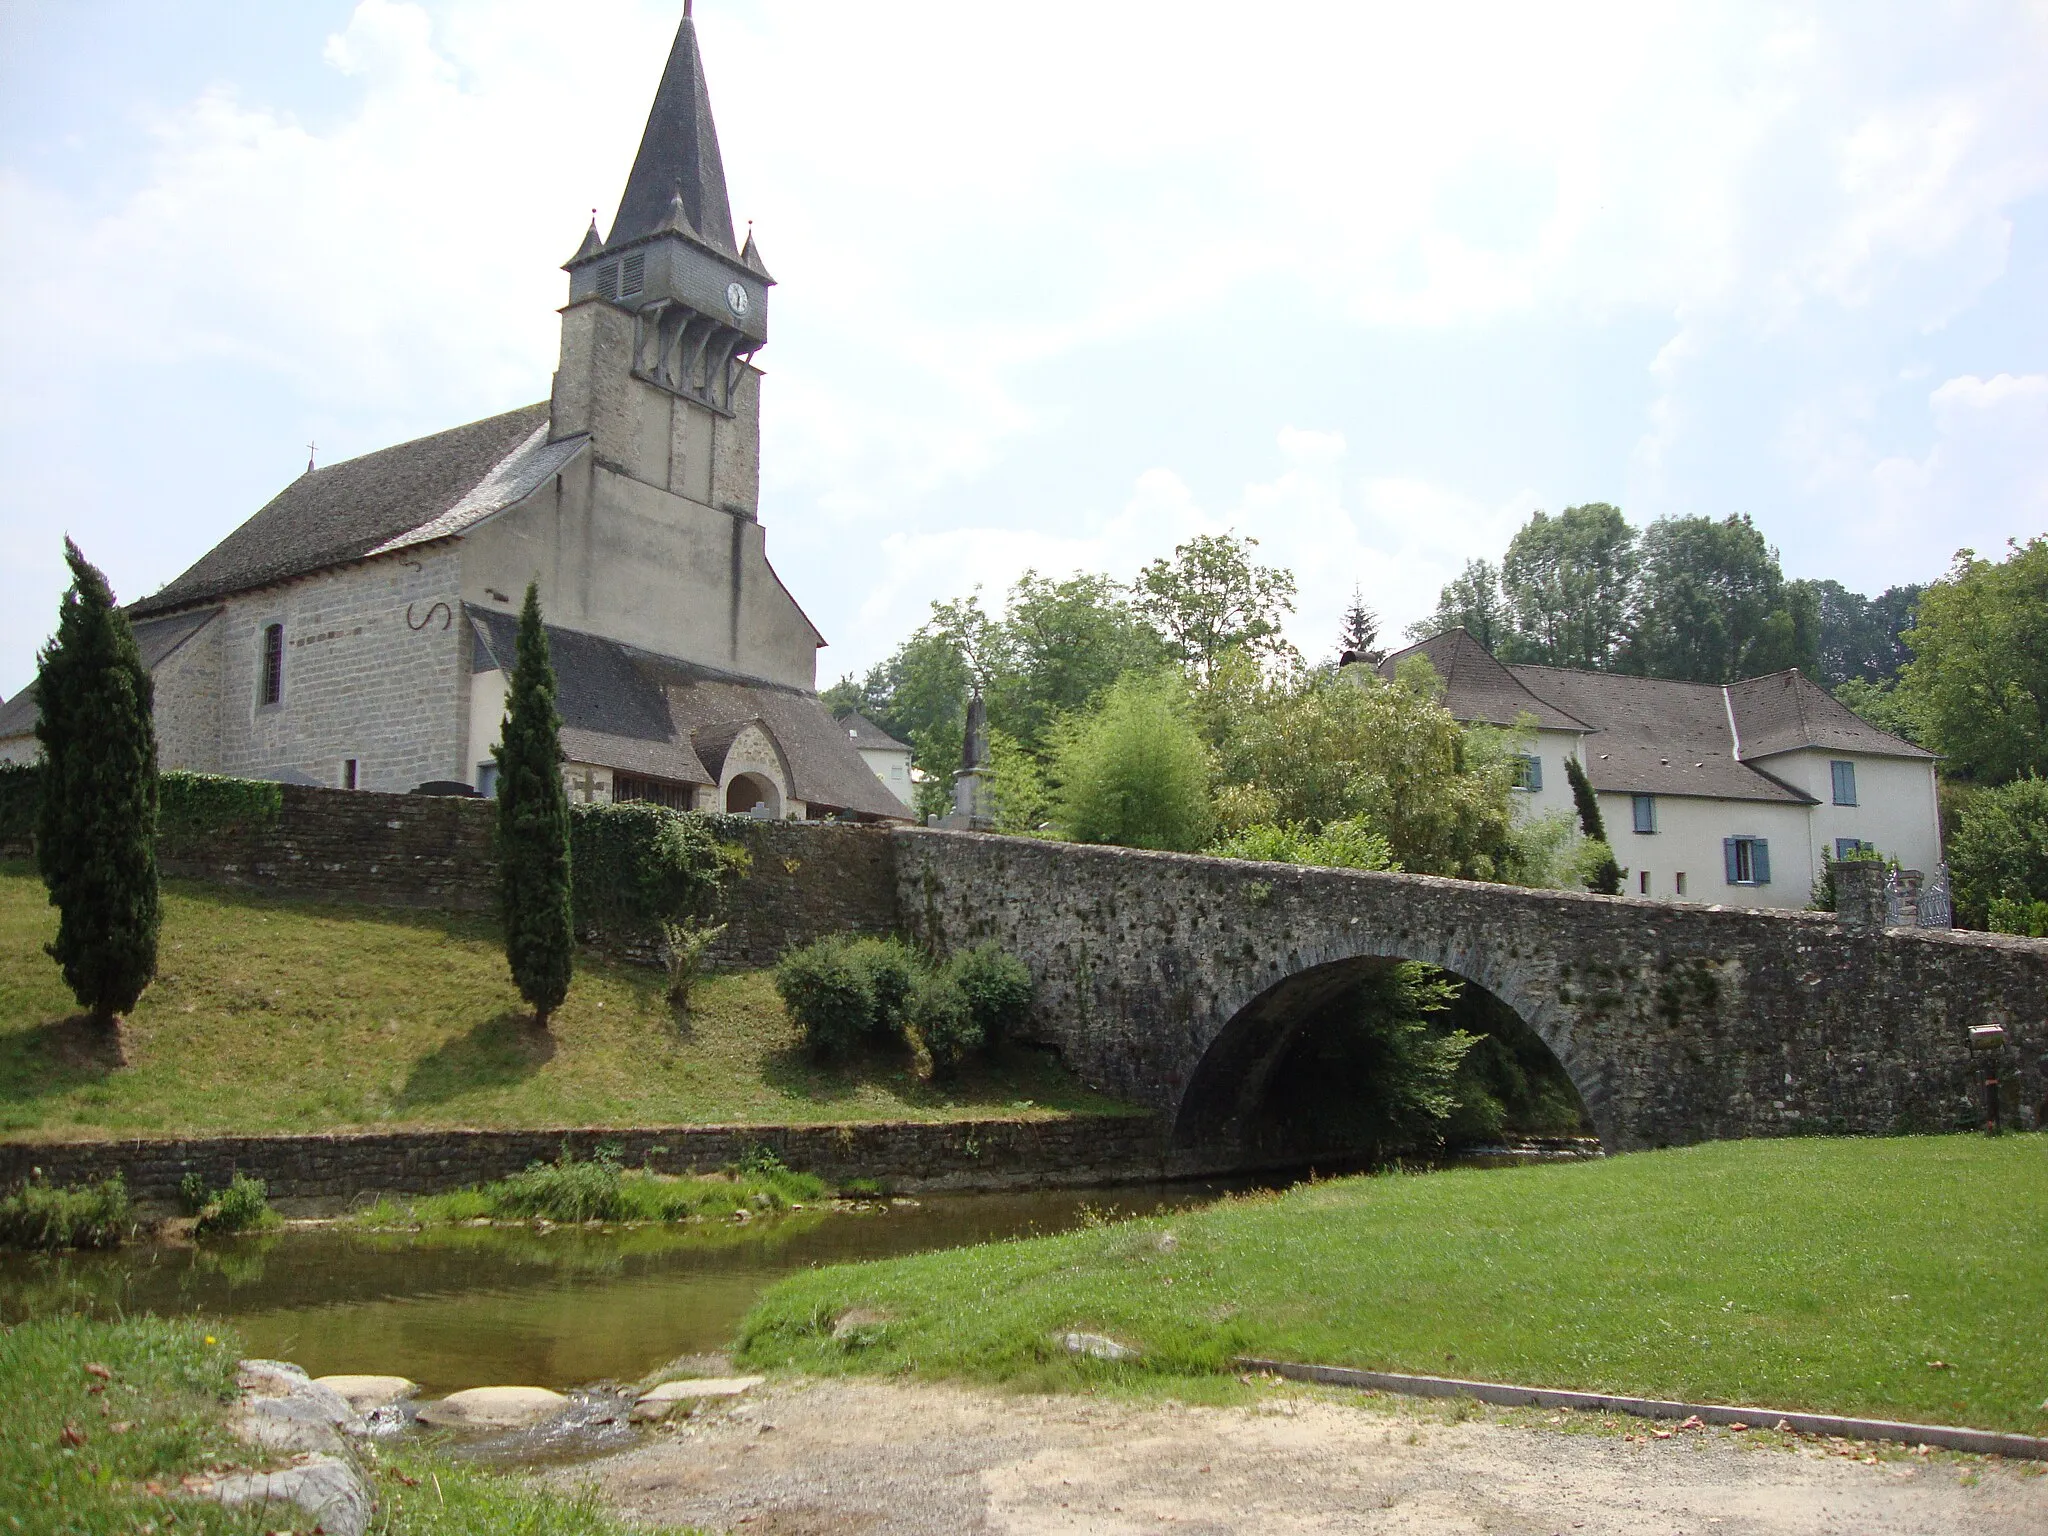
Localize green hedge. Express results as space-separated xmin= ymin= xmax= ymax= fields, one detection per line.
xmin=0 ymin=764 xmax=282 ymax=851
xmin=568 ymin=801 xmax=750 ymax=950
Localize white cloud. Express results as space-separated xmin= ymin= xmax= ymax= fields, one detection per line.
xmin=1869 ymin=374 xmax=2048 ymax=568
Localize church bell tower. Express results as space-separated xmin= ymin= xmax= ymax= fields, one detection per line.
xmin=551 ymin=2 xmax=774 ymax=515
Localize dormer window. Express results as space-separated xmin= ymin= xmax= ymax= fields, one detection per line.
xmin=620 ymin=252 xmax=645 ymax=298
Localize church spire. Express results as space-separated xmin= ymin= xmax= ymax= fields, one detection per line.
xmin=608 ymin=5 xmax=736 ymax=255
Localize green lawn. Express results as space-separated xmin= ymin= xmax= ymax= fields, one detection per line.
xmin=0 ymin=863 xmax=1130 ymax=1140
xmin=0 ymin=1314 xmax=696 ymax=1535
xmin=738 ymin=1135 xmax=2048 ymax=1434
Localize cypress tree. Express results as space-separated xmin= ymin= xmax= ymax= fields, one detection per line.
xmin=1564 ymin=753 xmax=1624 ymax=896
xmin=34 ymin=539 xmax=160 ymax=1025
xmin=495 ymin=581 xmax=574 ymax=1027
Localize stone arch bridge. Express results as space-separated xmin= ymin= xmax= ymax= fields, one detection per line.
xmin=894 ymin=830 xmax=2046 ymax=1154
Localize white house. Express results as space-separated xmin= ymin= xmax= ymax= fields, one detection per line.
xmin=837 ymin=711 xmax=916 ymax=810
xmin=1379 ymin=629 xmax=1943 ymax=910
xmin=0 ymin=9 xmax=908 ymax=825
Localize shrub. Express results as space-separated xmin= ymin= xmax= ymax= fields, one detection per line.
xmin=570 ymin=801 xmax=748 ymax=950
xmin=1987 ymin=895 xmax=2048 ymax=938
xmin=489 ymin=1151 xmax=625 ymax=1223
xmin=191 ymin=1173 xmax=273 ymax=1237
xmin=844 ymin=936 xmax=919 ymax=1031
xmin=1053 ymin=671 xmax=1214 ymax=852
xmin=659 ymin=919 xmax=726 ymax=1011
xmin=1946 ymin=776 xmax=2048 ymax=930
xmin=0 ymin=1175 xmax=133 ymax=1250
xmin=907 ymin=966 xmax=981 ymax=1078
xmin=951 ymin=944 xmax=1033 ymax=1044
xmin=775 ymin=937 xmax=878 ymax=1057
xmin=1210 ymin=818 xmax=1397 ymax=873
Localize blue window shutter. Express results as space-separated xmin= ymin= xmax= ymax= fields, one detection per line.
xmin=1753 ymin=840 xmax=1771 ymax=885
xmin=1831 ymin=760 xmax=1857 ymax=806
xmin=1528 ymin=755 xmax=1543 ymax=792
xmin=1724 ymin=837 xmax=1740 ymax=884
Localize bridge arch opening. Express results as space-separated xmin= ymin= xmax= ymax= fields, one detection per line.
xmin=1172 ymin=956 xmax=1592 ymax=1165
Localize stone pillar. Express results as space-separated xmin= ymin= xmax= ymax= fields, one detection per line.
xmin=1834 ymin=860 xmax=1888 ymax=932
xmin=1894 ymin=869 xmax=1923 ymax=928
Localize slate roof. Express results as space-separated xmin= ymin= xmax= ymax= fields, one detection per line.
xmin=1506 ymin=665 xmax=1813 ymax=804
xmin=467 ymin=606 xmax=908 ymax=820
xmin=0 ymin=607 xmax=222 ymax=741
xmin=608 ymin=11 xmax=736 ymax=254
xmin=837 ymin=710 xmax=911 ymax=753
xmin=1376 ymin=629 xmax=1590 ymax=731
xmin=131 ymin=404 xmax=576 ymax=618
xmin=1724 ymin=669 xmax=1937 ymax=761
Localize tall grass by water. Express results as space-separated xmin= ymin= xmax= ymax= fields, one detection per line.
xmin=351 ymin=1151 xmax=826 ymax=1227
xmin=739 ymin=1135 xmax=2048 ymax=1434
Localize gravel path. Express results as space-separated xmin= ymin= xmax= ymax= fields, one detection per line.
xmin=560 ymin=1376 xmax=2047 ymax=1535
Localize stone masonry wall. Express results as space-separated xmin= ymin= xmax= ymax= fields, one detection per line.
xmin=893 ymin=830 xmax=2048 ymax=1153
xmin=0 ymin=1116 xmax=1183 ymax=1207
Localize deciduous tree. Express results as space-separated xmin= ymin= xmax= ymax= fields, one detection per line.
xmin=1622 ymin=514 xmax=1817 ymax=683
xmin=1895 ymin=538 xmax=2048 ymax=784
xmin=1499 ymin=504 xmax=1638 ymax=669
xmin=1134 ymin=532 xmax=1297 ymax=681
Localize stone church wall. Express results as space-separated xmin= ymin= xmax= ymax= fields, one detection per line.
xmin=152 ymin=617 xmax=223 ymax=774
xmin=211 ymin=551 xmax=468 ymax=792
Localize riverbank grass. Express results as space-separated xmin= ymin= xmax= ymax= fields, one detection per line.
xmin=0 ymin=1314 xmax=700 ymax=1535
xmin=352 ymin=1153 xmax=827 ymax=1227
xmin=739 ymin=1134 xmax=2048 ymax=1435
xmin=0 ymin=862 xmax=1132 ymax=1139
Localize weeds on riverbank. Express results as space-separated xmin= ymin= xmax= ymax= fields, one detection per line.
xmin=351 ymin=1148 xmax=826 ymax=1227
xmin=0 ymin=1173 xmax=134 ymax=1250
xmin=737 ymin=1134 xmax=2048 ymax=1435
xmin=180 ymin=1172 xmax=276 ymax=1237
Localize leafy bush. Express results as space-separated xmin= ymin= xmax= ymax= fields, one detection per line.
xmin=1987 ymin=896 xmax=2048 ymax=938
xmin=176 ymin=1170 xmax=209 ymax=1215
xmin=775 ymin=936 xmax=879 ymax=1057
xmin=845 ymin=936 xmax=919 ymax=1026
xmin=1209 ymin=817 xmax=1396 ymax=872
xmin=0 ymin=1175 xmax=133 ymax=1250
xmin=951 ymin=944 xmax=1033 ymax=1044
xmin=569 ymin=801 xmax=749 ymax=951
xmin=1053 ymin=671 xmax=1215 ymax=852
xmin=191 ymin=1173 xmax=274 ymax=1237
xmin=907 ymin=966 xmax=981 ymax=1077
xmin=1946 ymin=776 xmax=2048 ymax=930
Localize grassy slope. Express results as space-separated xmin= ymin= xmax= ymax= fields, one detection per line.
xmin=0 ymin=864 xmax=1129 ymax=1141
xmin=739 ymin=1135 xmax=2048 ymax=1434
xmin=0 ymin=1315 xmax=696 ymax=1536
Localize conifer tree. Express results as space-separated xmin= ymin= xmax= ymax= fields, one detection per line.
xmin=494 ymin=582 xmax=573 ymax=1027
xmin=1564 ymin=753 xmax=1624 ymax=896
xmin=35 ymin=539 xmax=160 ymax=1025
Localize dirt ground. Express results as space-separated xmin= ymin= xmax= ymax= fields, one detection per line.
xmin=558 ymin=1375 xmax=2047 ymax=1535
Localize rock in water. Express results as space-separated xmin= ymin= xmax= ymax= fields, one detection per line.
xmin=314 ymin=1374 xmax=419 ymax=1413
xmin=416 ymin=1385 xmax=569 ymax=1429
xmin=194 ymin=1454 xmax=371 ymax=1536
xmin=1056 ymin=1331 xmax=1141 ymax=1362
xmin=630 ymin=1375 xmax=765 ymax=1422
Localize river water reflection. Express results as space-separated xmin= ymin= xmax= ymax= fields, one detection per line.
xmin=0 ymin=1183 xmax=1240 ymax=1395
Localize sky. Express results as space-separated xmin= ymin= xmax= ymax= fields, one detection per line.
xmin=2 ymin=0 xmax=2045 ymax=702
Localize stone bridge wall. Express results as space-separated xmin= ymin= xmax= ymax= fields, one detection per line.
xmin=894 ymin=831 xmax=2048 ymax=1152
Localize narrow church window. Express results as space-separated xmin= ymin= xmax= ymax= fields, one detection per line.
xmin=342 ymin=759 xmax=358 ymax=790
xmin=260 ymin=624 xmax=284 ymax=706
xmin=620 ymin=253 xmax=646 ymax=297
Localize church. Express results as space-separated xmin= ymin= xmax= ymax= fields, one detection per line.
xmin=0 ymin=7 xmax=909 ymax=824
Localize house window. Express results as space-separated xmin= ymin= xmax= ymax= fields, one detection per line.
xmin=342 ymin=759 xmax=358 ymax=790
xmin=1674 ymin=872 xmax=1687 ymax=896
xmin=1631 ymin=794 xmax=1656 ymax=834
xmin=477 ymin=762 xmax=499 ymax=798
xmin=1831 ymin=760 xmax=1857 ymax=806
xmin=613 ymin=772 xmax=693 ymax=811
xmin=1639 ymin=870 xmax=1651 ymax=895
xmin=1513 ymin=754 xmax=1543 ymax=792
xmin=259 ymin=623 xmax=285 ymax=706
xmin=1724 ymin=836 xmax=1771 ymax=886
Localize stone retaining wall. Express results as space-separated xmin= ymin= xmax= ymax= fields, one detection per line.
xmin=0 ymin=1116 xmax=1198 ymax=1206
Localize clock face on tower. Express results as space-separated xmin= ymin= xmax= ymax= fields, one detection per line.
xmin=725 ymin=281 xmax=751 ymax=319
